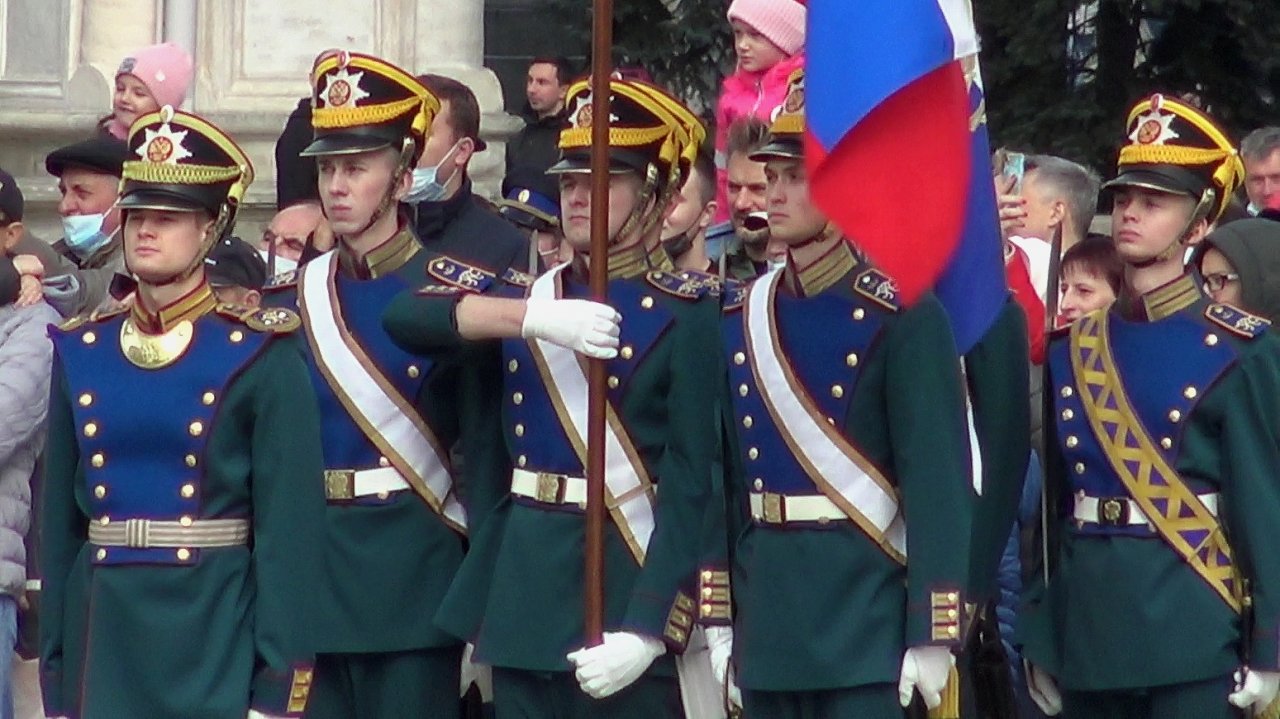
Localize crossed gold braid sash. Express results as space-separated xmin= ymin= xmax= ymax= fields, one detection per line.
xmin=526 ymin=265 xmax=721 ymax=719
xmin=1070 ymin=311 xmax=1240 ymax=612
xmin=744 ymin=268 xmax=907 ymax=563
xmin=298 ymin=251 xmax=467 ymax=533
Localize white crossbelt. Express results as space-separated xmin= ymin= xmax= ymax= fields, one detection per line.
xmin=749 ymin=492 xmax=850 ymax=525
xmin=511 ymin=468 xmax=588 ymax=506
xmin=1073 ymin=492 xmax=1219 ymax=528
xmin=324 ymin=466 xmax=412 ymax=501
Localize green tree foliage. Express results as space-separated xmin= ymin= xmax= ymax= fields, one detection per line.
xmin=977 ymin=0 xmax=1280 ymax=173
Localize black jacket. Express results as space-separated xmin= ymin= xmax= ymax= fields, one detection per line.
xmin=503 ymin=104 xmax=568 ymax=200
xmin=411 ymin=179 xmax=531 ymax=274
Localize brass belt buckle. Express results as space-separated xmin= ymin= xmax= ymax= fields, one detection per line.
xmin=535 ymin=472 xmax=564 ymax=504
xmin=325 ymin=470 xmax=356 ymax=500
xmin=762 ymin=493 xmax=784 ymax=524
xmin=1098 ymin=497 xmax=1128 ymax=526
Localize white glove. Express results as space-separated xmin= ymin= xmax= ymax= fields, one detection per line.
xmin=1229 ymin=667 xmax=1280 ymax=710
xmin=247 ymin=711 xmax=290 ymax=719
xmin=897 ymin=645 xmax=955 ymax=709
xmin=1024 ymin=659 xmax=1064 ymax=716
xmin=705 ymin=625 xmax=742 ymax=709
xmin=566 ymin=631 xmax=666 ymax=699
xmin=521 ymin=297 xmax=621 ymax=359
xmin=460 ymin=642 xmax=494 ymax=701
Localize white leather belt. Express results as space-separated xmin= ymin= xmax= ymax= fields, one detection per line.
xmin=88 ymin=518 xmax=250 ymax=548
xmin=511 ymin=468 xmax=588 ymax=506
xmin=1073 ymin=492 xmax=1219 ymax=528
xmin=749 ymin=492 xmax=849 ymax=525
xmin=324 ymin=466 xmax=411 ymax=501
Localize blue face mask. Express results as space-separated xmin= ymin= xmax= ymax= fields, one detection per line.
xmin=405 ymin=141 xmax=462 ymax=204
xmin=61 ymin=212 xmax=113 ymax=256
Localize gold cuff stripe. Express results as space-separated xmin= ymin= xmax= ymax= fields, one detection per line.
xmin=313 ymin=96 xmax=425 ymax=129
xmin=123 ymin=160 xmax=244 ymax=186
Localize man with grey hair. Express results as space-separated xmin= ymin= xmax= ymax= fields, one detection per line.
xmin=1006 ymin=154 xmax=1101 ymax=302
xmin=1241 ymin=127 xmax=1280 ymax=214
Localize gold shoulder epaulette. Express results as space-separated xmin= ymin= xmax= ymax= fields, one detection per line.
xmin=645 ymin=270 xmax=716 ymax=301
xmin=853 ymin=268 xmax=900 ymax=312
xmin=216 ymin=304 xmax=302 ymax=333
xmin=722 ymin=278 xmax=748 ymax=313
xmin=1205 ymin=303 xmax=1270 ymax=339
xmin=263 ymin=269 xmax=299 ymax=291
xmin=57 ymin=314 xmax=89 ymax=331
xmin=426 ymin=256 xmax=496 ymax=293
xmin=502 ymin=268 xmax=535 ymax=287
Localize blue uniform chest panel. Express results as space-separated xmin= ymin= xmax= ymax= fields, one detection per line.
xmin=721 ymin=288 xmax=887 ymax=495
xmin=53 ymin=314 xmax=266 ymax=525
xmin=293 ymin=273 xmax=436 ymax=471
xmin=504 ymin=276 xmax=676 ymax=477
xmin=1050 ymin=310 xmax=1237 ymax=536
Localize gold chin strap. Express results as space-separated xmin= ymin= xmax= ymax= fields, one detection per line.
xmin=608 ymin=163 xmax=662 ymax=251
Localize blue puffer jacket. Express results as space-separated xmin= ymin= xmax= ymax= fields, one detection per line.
xmin=998 ymin=451 xmax=1043 ymax=685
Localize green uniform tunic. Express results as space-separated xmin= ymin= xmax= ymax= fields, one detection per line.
xmin=41 ymin=283 xmax=325 ymax=719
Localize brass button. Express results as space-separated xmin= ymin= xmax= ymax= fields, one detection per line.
xmin=742 ymin=415 xmax=753 ymax=429
xmin=93 ymin=484 xmax=106 ymax=499
xmin=1066 ymin=436 xmax=1079 ymax=448
xmin=608 ymin=376 xmax=620 ymax=389
xmin=817 ymin=516 xmax=830 ymax=526
xmin=947 ymin=592 xmax=959 ymax=602
xmin=1060 ymin=386 xmax=1074 ymax=398
xmin=827 ymin=417 xmax=836 ymax=425
xmin=1169 ymin=409 xmax=1182 ymax=423
xmin=947 ymin=626 xmax=959 ymax=637
xmin=513 ymin=392 xmax=524 ymax=405
xmin=508 ymin=359 xmax=519 ymax=373
xmin=701 ymin=570 xmax=712 ymax=581
xmin=948 ymin=609 xmax=959 ymax=619
xmin=1160 ymin=437 xmax=1173 ymax=449
xmin=201 ymin=391 xmax=216 ymax=406
xmin=99 ymin=516 xmax=110 ymax=525
xmin=1183 ymin=386 xmax=1197 ymax=399
xmin=180 ymin=516 xmax=194 ymax=527
xmin=846 ymin=353 xmax=859 ymax=368
xmin=733 ymin=352 xmax=746 ymax=365
xmin=620 ymin=346 xmax=634 ymax=360
xmin=515 ymin=424 xmax=525 ymax=437
xmin=641 ymin=296 xmax=654 ymax=309
xmin=176 ymin=548 xmax=191 ymax=561
xmin=517 ymin=455 xmax=527 ymax=468
xmin=748 ymin=447 xmax=759 ymax=460
xmin=702 ymin=587 xmax=713 ymax=598
xmin=91 ymin=453 xmax=105 ymax=469
xmin=378 ymin=456 xmax=390 ymax=467
xmin=83 ymin=422 xmax=98 ymax=438
xmin=738 ymin=384 xmax=749 ymax=397
xmin=407 ymin=365 xmax=420 ymax=379
xmin=1205 ymin=334 xmax=1219 ymax=347
xmin=180 ymin=483 xmax=196 ymax=499
xmin=1061 ymin=409 xmax=1074 ymax=421
xmin=752 ymin=478 xmax=764 ymax=491
xmin=185 ymin=454 xmax=197 ymax=468
xmin=95 ymin=548 xmax=107 ymax=560
xmin=230 ymin=330 xmax=244 ymax=343
xmin=376 ymin=491 xmax=389 ymax=500
xmin=831 ymin=385 xmax=844 ymax=399
xmin=83 ymin=331 xmax=97 ymax=345
xmin=189 ymin=421 xmax=203 ymax=437
xmin=1074 ymin=462 xmax=1086 ymax=475
xmin=78 ymin=393 xmax=94 ymax=407
xmin=852 ymin=308 xmax=865 ymax=321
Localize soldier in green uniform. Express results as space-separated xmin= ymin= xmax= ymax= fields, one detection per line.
xmin=1019 ymin=94 xmax=1280 ymax=719
xmin=706 ymin=69 xmax=973 ymax=719
xmin=40 ymin=106 xmax=324 ymax=719
xmin=381 ymin=77 xmax=725 ymax=718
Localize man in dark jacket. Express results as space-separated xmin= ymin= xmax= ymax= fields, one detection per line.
xmin=502 ymin=57 xmax=572 ymax=202
xmin=413 ymin=74 xmax=529 ymax=274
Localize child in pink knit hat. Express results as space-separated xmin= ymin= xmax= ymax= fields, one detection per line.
xmin=713 ymin=0 xmax=805 ymax=223
xmin=99 ymin=42 xmax=194 ymax=140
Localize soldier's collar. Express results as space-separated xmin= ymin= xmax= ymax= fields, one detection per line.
xmin=605 ymin=240 xmax=674 ymax=280
xmin=1124 ymin=273 xmax=1201 ymax=321
xmin=785 ymin=238 xmax=858 ymax=297
xmin=130 ymin=279 xmax=218 ymax=334
xmin=338 ymin=223 xmax=421 ymax=279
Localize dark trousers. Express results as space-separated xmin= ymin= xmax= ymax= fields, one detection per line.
xmin=742 ymin=683 xmax=902 ymax=719
xmin=1062 ymin=674 xmax=1241 ymax=719
xmin=492 ymin=667 xmax=682 ymax=719
xmin=305 ymin=646 xmax=463 ymax=719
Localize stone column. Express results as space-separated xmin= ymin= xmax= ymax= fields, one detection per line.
xmin=162 ymin=0 xmax=197 ymax=108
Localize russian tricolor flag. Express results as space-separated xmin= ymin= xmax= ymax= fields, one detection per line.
xmin=805 ymin=0 xmax=1005 ymax=353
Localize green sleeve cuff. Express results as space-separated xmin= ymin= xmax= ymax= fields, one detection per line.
xmin=251 ymin=663 xmax=314 ymax=717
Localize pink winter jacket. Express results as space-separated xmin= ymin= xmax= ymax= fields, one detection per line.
xmin=713 ymin=54 xmax=805 ymax=222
